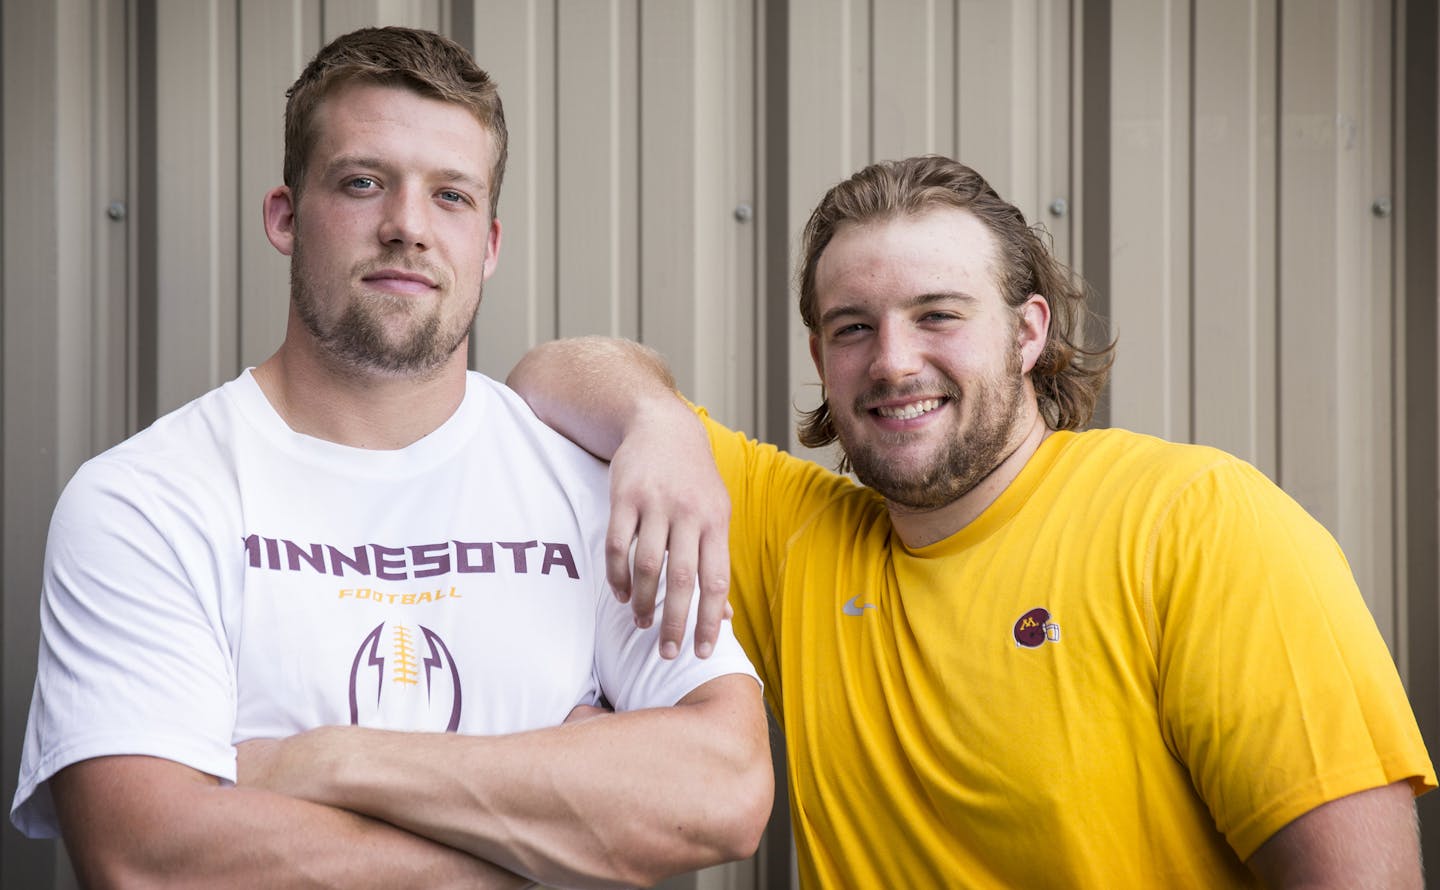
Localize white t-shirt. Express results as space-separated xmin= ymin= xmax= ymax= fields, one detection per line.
xmin=11 ymin=370 xmax=756 ymax=837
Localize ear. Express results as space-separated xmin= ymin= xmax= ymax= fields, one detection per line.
xmin=263 ymin=186 xmax=297 ymax=257
xmin=809 ymin=332 xmax=825 ymax=382
xmin=481 ymin=216 xmax=503 ymax=281
xmin=1017 ymin=294 xmax=1050 ymax=374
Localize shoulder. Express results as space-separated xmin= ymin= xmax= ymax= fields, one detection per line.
xmin=471 ymin=372 xmax=607 ymax=470
xmin=62 ymin=379 xmax=249 ymax=510
xmin=692 ymin=402 xmax=887 ymax=541
xmin=467 ymin=371 xmax=611 ymax=516
xmin=1056 ymin=428 xmax=1264 ymax=501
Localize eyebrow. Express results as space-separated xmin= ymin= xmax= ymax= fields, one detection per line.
xmin=818 ymin=290 xmax=978 ymax=327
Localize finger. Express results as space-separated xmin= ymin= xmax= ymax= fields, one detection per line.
xmin=605 ymin=502 xmax=641 ymax=603
xmin=658 ymin=524 xmax=700 ymax=660
xmin=629 ymin=520 xmax=669 ymax=631
xmin=690 ymin=525 xmax=731 ymax=658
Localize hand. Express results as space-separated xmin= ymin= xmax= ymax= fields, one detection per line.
xmin=606 ymin=402 xmax=732 ymax=659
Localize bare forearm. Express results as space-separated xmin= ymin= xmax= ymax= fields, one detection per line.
xmin=251 ymin=677 xmax=771 ymax=889
xmin=508 ymin=336 xmax=734 ymax=657
xmin=54 ymin=756 xmax=529 ymax=890
xmin=507 ymin=336 xmax=680 ymax=461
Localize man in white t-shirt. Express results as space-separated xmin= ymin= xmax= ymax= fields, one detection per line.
xmin=10 ymin=26 xmax=771 ymax=889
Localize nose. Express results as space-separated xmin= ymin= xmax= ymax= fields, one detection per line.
xmin=868 ymin=322 xmax=923 ymax=382
xmin=377 ymin=185 xmax=430 ymax=250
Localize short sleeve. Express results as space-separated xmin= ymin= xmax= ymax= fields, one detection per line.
xmin=591 ymin=576 xmax=758 ymax=713
xmin=1152 ymin=458 xmax=1435 ymax=860
xmin=10 ymin=458 xmax=239 ymax=838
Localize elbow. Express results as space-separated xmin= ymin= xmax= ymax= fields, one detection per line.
xmin=712 ymin=752 xmax=774 ymax=862
xmin=671 ymin=733 xmax=776 ymax=879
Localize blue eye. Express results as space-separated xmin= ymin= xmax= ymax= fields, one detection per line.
xmin=345 ymin=176 xmax=378 ymax=191
xmin=438 ymin=190 xmax=469 ymax=205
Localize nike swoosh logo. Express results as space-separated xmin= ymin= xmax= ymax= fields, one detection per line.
xmin=842 ymin=595 xmax=876 ymax=616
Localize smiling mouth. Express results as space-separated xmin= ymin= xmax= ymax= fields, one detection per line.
xmin=873 ymin=398 xmax=945 ymax=420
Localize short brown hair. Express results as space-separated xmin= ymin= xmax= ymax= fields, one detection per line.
xmin=283 ymin=26 xmax=508 ymax=215
xmin=796 ymin=155 xmax=1114 ymax=450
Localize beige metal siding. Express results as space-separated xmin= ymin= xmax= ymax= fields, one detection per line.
xmin=1191 ymin=0 xmax=1278 ymax=473
xmin=3 ymin=1 xmax=1435 ymax=886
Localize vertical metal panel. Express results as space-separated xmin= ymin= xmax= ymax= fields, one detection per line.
xmin=238 ymin=1 xmax=322 ymax=369
xmin=321 ymin=0 xmax=440 ymax=37
xmin=1357 ymin=0 xmax=1395 ymax=639
xmin=1038 ymin=0 xmax=1076 ymax=267
xmin=1106 ymin=0 xmax=1191 ymax=441
xmin=152 ymin=0 xmax=239 ymax=414
xmin=2 ymin=3 xmax=62 ymax=885
xmin=1398 ymin=0 xmax=1440 ymax=868
xmin=468 ymin=0 xmax=559 ymax=379
xmin=558 ymin=0 xmax=638 ymax=340
xmin=1191 ymin=0 xmax=1277 ymax=474
xmin=874 ymin=0 xmax=953 ymax=160
xmin=2 ymin=0 xmax=131 ymax=883
xmin=640 ymin=0 xmax=756 ymax=426
xmin=1277 ymin=0 xmax=1393 ymax=629
xmin=957 ymin=1 xmax=1036 ymax=208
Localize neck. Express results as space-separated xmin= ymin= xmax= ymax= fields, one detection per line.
xmin=252 ymin=335 xmax=469 ymax=451
xmin=887 ymin=411 xmax=1052 ymax=549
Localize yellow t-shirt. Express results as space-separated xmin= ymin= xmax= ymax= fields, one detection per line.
xmin=704 ymin=417 xmax=1435 ymax=889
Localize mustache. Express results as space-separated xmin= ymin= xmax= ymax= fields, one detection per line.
xmin=853 ymin=380 xmax=961 ymax=413
xmin=354 ymin=252 xmax=450 ymax=290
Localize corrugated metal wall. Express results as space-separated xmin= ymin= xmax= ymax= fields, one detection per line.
xmin=4 ymin=1 xmax=1437 ymax=886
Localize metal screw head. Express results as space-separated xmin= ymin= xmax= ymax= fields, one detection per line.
xmin=733 ymin=203 xmax=753 ymax=223
xmin=1371 ymin=198 xmax=1392 ymax=218
xmin=1048 ymin=198 xmax=1068 ymax=218
xmin=105 ymin=201 xmax=127 ymax=221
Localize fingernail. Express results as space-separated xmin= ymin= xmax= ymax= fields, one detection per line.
xmin=637 ymin=615 xmax=651 ymax=629
xmin=696 ymin=641 xmax=713 ymax=659
xmin=661 ymin=641 xmax=678 ymax=659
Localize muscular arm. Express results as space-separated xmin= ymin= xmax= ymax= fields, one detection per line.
xmin=1245 ymin=780 xmax=1422 ymax=889
xmin=239 ymin=673 xmax=772 ymax=890
xmin=508 ymin=336 xmax=733 ymax=659
xmin=51 ymin=755 xmax=529 ymax=889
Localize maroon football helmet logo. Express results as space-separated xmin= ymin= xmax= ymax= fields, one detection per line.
xmin=1014 ymin=607 xmax=1061 ymax=648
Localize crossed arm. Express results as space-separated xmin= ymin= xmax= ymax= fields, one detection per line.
xmin=53 ymin=674 xmax=770 ymax=889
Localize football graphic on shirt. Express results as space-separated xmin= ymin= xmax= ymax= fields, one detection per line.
xmin=348 ymin=621 xmax=463 ymax=731
xmin=1013 ymin=607 xmax=1061 ymax=648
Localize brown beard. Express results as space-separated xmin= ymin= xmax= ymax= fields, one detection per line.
xmin=839 ymin=346 xmax=1028 ymax=510
xmin=290 ymin=241 xmax=479 ymax=376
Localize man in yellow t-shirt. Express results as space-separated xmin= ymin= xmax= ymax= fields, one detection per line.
xmin=510 ymin=155 xmax=1435 ymax=887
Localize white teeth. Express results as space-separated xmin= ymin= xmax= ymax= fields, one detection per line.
xmin=875 ymin=399 xmax=941 ymax=420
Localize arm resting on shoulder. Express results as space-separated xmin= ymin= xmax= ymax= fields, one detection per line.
xmin=51 ymin=754 xmax=529 ymax=889
xmin=239 ymin=673 xmax=772 ymax=890
xmin=1245 ymin=780 xmax=1421 ymax=889
xmin=508 ymin=336 xmax=733 ymax=659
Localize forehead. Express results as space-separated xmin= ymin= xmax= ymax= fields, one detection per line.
xmin=814 ymin=207 xmax=1002 ymax=311
xmin=306 ymin=81 xmax=495 ymax=184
